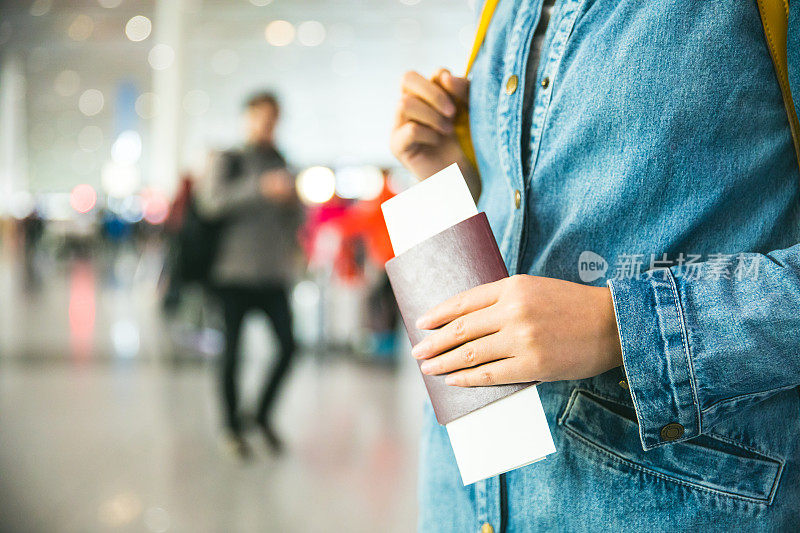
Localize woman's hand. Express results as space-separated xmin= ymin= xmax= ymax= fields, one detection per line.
xmin=390 ymin=69 xmax=477 ymax=186
xmin=411 ymin=274 xmax=623 ymax=387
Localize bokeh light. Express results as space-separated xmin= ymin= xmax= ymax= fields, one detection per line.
xmin=297 ymin=21 xmax=326 ymax=47
xmin=297 ymin=166 xmax=336 ymax=204
xmin=135 ymin=92 xmax=160 ymax=119
xmin=78 ymin=89 xmax=104 ymax=116
xmin=125 ymin=16 xmax=152 ymax=42
xmin=335 ymin=165 xmax=384 ymax=200
xmin=102 ymin=162 xmax=141 ymax=198
xmin=111 ymin=320 xmax=140 ymax=358
xmin=111 ymin=130 xmax=142 ymax=165
xmin=148 ymin=44 xmax=175 ymax=70
xmin=265 ymin=20 xmax=295 ymax=46
xmin=68 ymin=15 xmax=94 ymax=41
xmin=141 ymin=189 xmax=170 ymax=225
xmin=119 ymin=195 xmax=144 ymax=223
xmin=70 ymin=184 xmax=97 ymax=214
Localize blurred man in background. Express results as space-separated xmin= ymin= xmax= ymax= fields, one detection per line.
xmin=198 ymin=92 xmax=303 ymax=460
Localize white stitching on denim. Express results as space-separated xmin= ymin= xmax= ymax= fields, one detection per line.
xmin=706 ymin=430 xmax=786 ymax=504
xmin=700 ymin=384 xmax=797 ymax=416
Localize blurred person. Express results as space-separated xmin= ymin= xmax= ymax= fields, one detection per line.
xmin=21 ymin=210 xmax=44 ymax=291
xmin=198 ymin=92 xmax=303 ymax=460
xmin=391 ymin=1 xmax=800 ymax=531
xmin=321 ymin=170 xmax=400 ymax=360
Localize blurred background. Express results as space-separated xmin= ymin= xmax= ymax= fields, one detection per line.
xmin=0 ymin=1 xmax=474 ymax=531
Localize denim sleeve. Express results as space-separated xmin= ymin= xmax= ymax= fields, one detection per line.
xmin=607 ymin=243 xmax=800 ymax=451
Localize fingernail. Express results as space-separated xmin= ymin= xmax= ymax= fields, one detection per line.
xmin=444 ymin=102 xmax=456 ymax=117
xmin=415 ymin=316 xmax=430 ymax=329
xmin=420 ymin=361 xmax=434 ymax=374
xmin=442 ymin=70 xmax=451 ymax=82
xmin=445 ymin=375 xmax=458 ymax=386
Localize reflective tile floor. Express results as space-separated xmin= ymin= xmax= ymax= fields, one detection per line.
xmin=0 ymin=248 xmax=423 ymax=533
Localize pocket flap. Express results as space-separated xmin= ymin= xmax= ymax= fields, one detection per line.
xmin=559 ymin=390 xmax=783 ymax=504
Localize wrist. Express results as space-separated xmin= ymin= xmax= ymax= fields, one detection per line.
xmin=597 ymin=287 xmax=623 ymax=369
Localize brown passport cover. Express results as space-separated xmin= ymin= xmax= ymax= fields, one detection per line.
xmin=385 ymin=212 xmax=532 ymax=425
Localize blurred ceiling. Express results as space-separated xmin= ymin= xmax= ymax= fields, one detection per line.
xmin=0 ymin=0 xmax=475 ymax=193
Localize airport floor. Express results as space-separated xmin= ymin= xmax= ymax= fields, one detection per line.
xmin=0 ymin=247 xmax=423 ymax=533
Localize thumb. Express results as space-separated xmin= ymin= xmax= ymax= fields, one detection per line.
xmin=433 ymin=68 xmax=469 ymax=105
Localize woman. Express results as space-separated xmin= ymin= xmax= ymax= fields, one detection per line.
xmin=390 ymin=1 xmax=799 ymax=530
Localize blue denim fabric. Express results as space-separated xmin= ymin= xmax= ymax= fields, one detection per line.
xmin=418 ymin=0 xmax=800 ymax=530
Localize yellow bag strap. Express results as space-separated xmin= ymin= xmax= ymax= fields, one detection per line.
xmin=757 ymin=0 xmax=800 ymax=172
xmin=455 ymin=0 xmax=500 ymax=170
xmin=465 ymin=0 xmax=501 ymax=77
xmin=459 ymin=1 xmax=800 ymax=174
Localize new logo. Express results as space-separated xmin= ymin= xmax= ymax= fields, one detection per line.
xmin=578 ymin=251 xmax=608 ymax=283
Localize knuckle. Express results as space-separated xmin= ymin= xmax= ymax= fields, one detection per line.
xmin=461 ymin=346 xmax=475 ymax=365
xmin=451 ymin=318 xmax=466 ymax=342
xmin=404 ymin=122 xmax=420 ymax=138
xmin=509 ymin=274 xmax=527 ymax=289
xmin=518 ymin=323 xmax=537 ymax=343
xmin=505 ymin=300 xmax=525 ymax=319
xmin=481 ymin=370 xmax=494 ymax=385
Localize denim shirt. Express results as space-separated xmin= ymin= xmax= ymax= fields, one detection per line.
xmin=418 ymin=1 xmax=800 ymax=531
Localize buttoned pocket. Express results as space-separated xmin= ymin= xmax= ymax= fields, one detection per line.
xmin=558 ymin=389 xmax=784 ymax=505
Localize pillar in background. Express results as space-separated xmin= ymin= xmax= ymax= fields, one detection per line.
xmin=0 ymin=52 xmax=28 ymax=212
xmin=149 ymin=0 xmax=185 ymax=195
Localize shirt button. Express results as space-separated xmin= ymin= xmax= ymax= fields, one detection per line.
xmin=514 ymin=189 xmax=521 ymax=209
xmin=505 ymin=74 xmax=518 ymax=95
xmin=660 ymin=423 xmax=685 ymax=442
xmin=481 ymin=523 xmax=495 ymax=533
xmin=541 ymin=76 xmax=550 ymax=89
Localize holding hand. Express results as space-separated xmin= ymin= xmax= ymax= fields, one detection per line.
xmin=390 ymin=69 xmax=477 ymax=186
xmin=411 ymin=275 xmax=624 ymax=387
